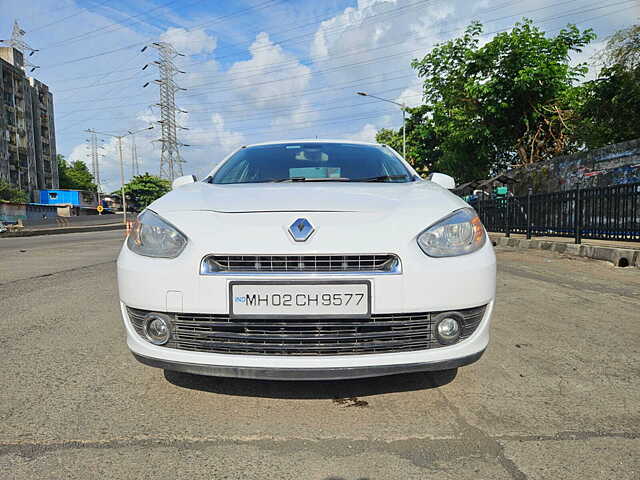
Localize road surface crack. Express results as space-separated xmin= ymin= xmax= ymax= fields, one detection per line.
xmin=431 ymin=379 xmax=528 ymax=480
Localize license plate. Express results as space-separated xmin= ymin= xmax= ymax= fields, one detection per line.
xmin=229 ymin=281 xmax=371 ymax=318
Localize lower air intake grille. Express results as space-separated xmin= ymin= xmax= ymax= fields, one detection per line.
xmin=127 ymin=305 xmax=486 ymax=356
xmin=200 ymin=254 xmax=400 ymax=274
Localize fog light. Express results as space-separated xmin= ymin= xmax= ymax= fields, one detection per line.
xmin=143 ymin=313 xmax=172 ymax=345
xmin=434 ymin=313 xmax=463 ymax=345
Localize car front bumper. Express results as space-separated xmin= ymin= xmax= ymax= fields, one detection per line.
xmin=120 ymin=299 xmax=493 ymax=380
xmin=117 ymin=215 xmax=496 ymax=380
xmin=131 ymin=350 xmax=486 ymax=380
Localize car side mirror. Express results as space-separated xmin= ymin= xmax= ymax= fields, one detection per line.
xmin=172 ymin=174 xmax=197 ymax=189
xmin=428 ymin=172 xmax=455 ymax=189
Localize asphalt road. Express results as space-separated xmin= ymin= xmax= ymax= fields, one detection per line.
xmin=1 ymin=231 xmax=638 ymax=479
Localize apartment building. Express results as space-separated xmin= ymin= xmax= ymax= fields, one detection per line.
xmin=0 ymin=46 xmax=58 ymax=195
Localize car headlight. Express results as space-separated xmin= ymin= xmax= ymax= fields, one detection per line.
xmin=417 ymin=207 xmax=486 ymax=257
xmin=127 ymin=210 xmax=187 ymax=258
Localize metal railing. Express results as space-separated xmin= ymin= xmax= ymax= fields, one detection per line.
xmin=474 ymin=182 xmax=640 ymax=243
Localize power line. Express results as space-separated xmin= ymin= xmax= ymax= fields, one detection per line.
xmin=178 ymin=12 xmax=640 ymax=141
xmin=42 ymin=0 xmax=436 ymax=83
xmin=39 ymin=0 xmax=281 ymax=52
xmin=43 ymin=0 xmax=464 ymax=86
xmin=54 ymin=2 xmax=636 ymax=135
xmin=51 ymin=0 xmax=616 ymax=103
xmin=55 ymin=0 xmax=635 ymax=132
xmin=180 ymin=0 xmax=633 ymax=95
xmin=56 ymin=70 xmax=415 ymax=117
xmin=40 ymin=0 xmax=184 ymax=50
xmin=28 ymin=0 xmax=112 ymax=33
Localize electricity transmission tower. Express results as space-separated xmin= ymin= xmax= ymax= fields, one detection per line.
xmin=143 ymin=42 xmax=188 ymax=182
xmin=0 ymin=20 xmax=39 ymax=71
xmin=129 ymin=131 xmax=140 ymax=177
xmin=86 ymin=130 xmax=103 ymax=206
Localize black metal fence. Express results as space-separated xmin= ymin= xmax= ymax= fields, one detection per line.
xmin=474 ymin=182 xmax=640 ymax=243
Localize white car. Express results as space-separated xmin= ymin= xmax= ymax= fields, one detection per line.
xmin=117 ymin=140 xmax=496 ymax=380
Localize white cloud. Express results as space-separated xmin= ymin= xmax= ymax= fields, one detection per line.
xmin=311 ymin=0 xmax=454 ymax=86
xmin=181 ymin=59 xmax=219 ymax=89
xmin=271 ymin=100 xmax=318 ymax=131
xmin=159 ymin=27 xmax=217 ymax=55
xmin=227 ymin=32 xmax=311 ymax=110
xmin=348 ymin=123 xmax=379 ymax=142
xmin=211 ymin=113 xmax=245 ymax=151
xmin=395 ymin=77 xmax=422 ymax=108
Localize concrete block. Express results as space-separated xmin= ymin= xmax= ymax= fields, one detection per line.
xmin=540 ymin=241 xmax=553 ymax=250
xmin=590 ymin=247 xmax=617 ymax=263
xmin=585 ymin=247 xmax=638 ymax=267
xmin=488 ymin=231 xmax=639 ymax=267
xmin=611 ymin=249 xmax=638 ymax=268
xmin=552 ymin=243 xmax=567 ymax=253
xmin=580 ymin=245 xmax=594 ymax=258
xmin=564 ymin=244 xmax=583 ymax=256
xmin=507 ymin=238 xmax=520 ymax=248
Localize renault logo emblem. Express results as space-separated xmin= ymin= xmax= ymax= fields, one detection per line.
xmin=288 ymin=218 xmax=314 ymax=242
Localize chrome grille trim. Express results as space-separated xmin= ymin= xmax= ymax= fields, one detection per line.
xmin=200 ymin=254 xmax=402 ymax=275
xmin=126 ymin=305 xmax=486 ymax=356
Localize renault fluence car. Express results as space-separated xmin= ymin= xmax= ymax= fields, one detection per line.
xmin=117 ymin=140 xmax=496 ymax=380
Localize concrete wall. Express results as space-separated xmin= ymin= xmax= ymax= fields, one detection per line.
xmin=0 ymin=201 xmax=59 ymax=223
xmin=505 ymin=139 xmax=640 ymax=195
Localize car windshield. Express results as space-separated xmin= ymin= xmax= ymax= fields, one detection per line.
xmin=210 ymin=143 xmax=414 ymax=184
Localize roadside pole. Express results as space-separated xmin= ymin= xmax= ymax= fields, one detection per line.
xmin=117 ymin=137 xmax=127 ymax=225
xmin=402 ymin=106 xmax=406 ymax=160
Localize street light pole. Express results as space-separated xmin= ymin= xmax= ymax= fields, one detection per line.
xmin=85 ymin=125 xmax=153 ymax=225
xmin=356 ymin=92 xmax=407 ymax=160
xmin=402 ymin=107 xmax=406 ymax=160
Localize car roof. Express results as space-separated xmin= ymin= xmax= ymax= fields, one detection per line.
xmin=242 ymin=139 xmax=384 ymax=148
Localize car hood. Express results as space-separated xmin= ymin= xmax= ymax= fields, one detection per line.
xmin=149 ymin=181 xmax=467 ymax=215
xmin=147 ymin=181 xmax=471 ymax=254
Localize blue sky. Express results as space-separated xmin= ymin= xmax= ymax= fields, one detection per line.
xmin=2 ymin=0 xmax=638 ymax=192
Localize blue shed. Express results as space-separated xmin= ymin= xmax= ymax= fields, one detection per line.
xmin=39 ymin=190 xmax=80 ymax=205
xmin=37 ymin=190 xmax=97 ymax=207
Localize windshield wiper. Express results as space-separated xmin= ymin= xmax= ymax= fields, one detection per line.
xmin=350 ymin=174 xmax=410 ymax=182
xmin=270 ymin=177 xmax=351 ymax=183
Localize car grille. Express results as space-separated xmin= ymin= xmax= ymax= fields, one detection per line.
xmin=127 ymin=305 xmax=486 ymax=356
xmin=200 ymin=254 xmax=400 ymax=274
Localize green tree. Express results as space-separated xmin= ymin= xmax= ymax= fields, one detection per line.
xmin=573 ymin=24 xmax=640 ymax=148
xmin=379 ymin=20 xmax=596 ymax=182
xmin=599 ymin=24 xmax=640 ymax=70
xmin=57 ymin=155 xmax=98 ymax=191
xmin=120 ymin=173 xmax=170 ymax=210
xmin=0 ymin=180 xmax=29 ymax=203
